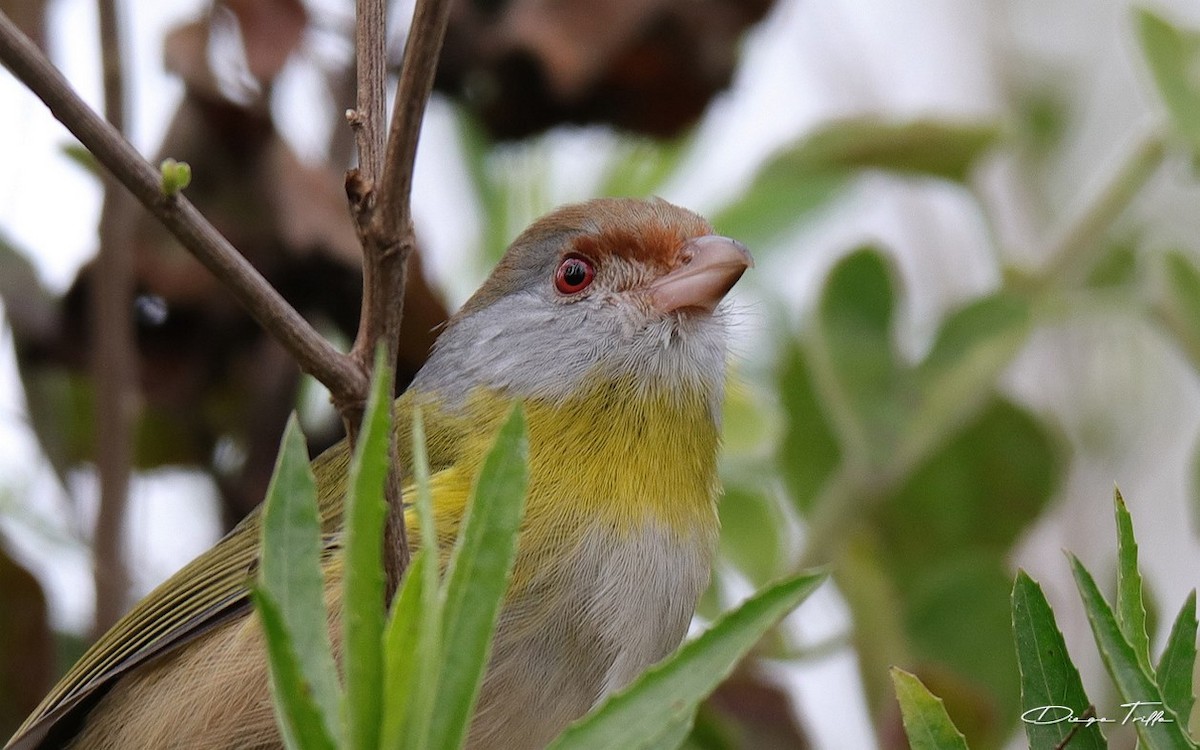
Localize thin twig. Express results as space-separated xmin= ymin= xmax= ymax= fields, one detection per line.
xmin=345 ymin=0 xmax=453 ymax=591
xmin=90 ymin=0 xmax=134 ymax=638
xmin=0 ymin=9 xmax=368 ymax=407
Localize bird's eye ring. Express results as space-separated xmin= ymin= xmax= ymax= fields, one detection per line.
xmin=554 ymin=255 xmax=595 ymax=295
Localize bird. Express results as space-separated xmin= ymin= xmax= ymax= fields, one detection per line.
xmin=7 ymin=196 xmax=752 ymax=750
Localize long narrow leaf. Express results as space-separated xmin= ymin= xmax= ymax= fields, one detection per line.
xmin=341 ymin=351 xmax=394 ymax=750
xmin=1011 ymin=570 xmax=1105 ymax=749
xmin=1070 ymin=555 xmax=1196 ymax=750
xmin=889 ymin=668 xmax=969 ymax=750
xmin=636 ymin=709 xmax=696 ymax=750
xmin=399 ymin=407 xmax=446 ymax=750
xmin=259 ymin=416 xmax=341 ymax=742
xmin=255 ymin=589 xmax=339 ymax=750
xmin=547 ymin=571 xmax=826 ymax=750
xmin=1156 ymin=591 xmax=1198 ymax=729
xmin=426 ymin=405 xmax=530 ymax=750
xmin=1114 ymin=490 xmax=1153 ymax=674
xmin=381 ymin=549 xmax=431 ymax=750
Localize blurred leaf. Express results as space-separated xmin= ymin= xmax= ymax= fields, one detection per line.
xmin=777 ymin=341 xmax=840 ymax=514
xmin=721 ymin=379 xmax=782 ymax=463
xmin=1086 ymin=239 xmax=1139 ymax=288
xmin=427 ymin=405 xmax=529 ymax=750
xmin=889 ymin=668 xmax=970 ymax=750
xmin=1137 ymin=8 xmax=1200 ymax=154
xmin=600 ymin=136 xmax=693 ymax=198
xmin=880 ymin=399 xmax=1060 ymax=568
xmin=797 ymin=117 xmax=1000 ymax=181
xmin=548 ymin=572 xmax=826 ymax=750
xmin=1162 ymin=250 xmax=1200 ymax=378
xmin=711 ymin=165 xmax=846 ymax=250
xmin=1071 ymin=555 xmax=1196 ymax=749
xmin=818 ymin=247 xmax=908 ymax=456
xmin=714 ymin=118 xmax=998 ymax=248
xmin=58 ymin=143 xmax=101 ymax=178
xmin=254 ymin=590 xmax=338 ymax=750
xmin=1157 ymin=591 xmax=1198 ymax=731
xmin=902 ymin=557 xmax=1019 ymax=745
xmin=258 ymin=416 xmax=340 ymax=744
xmin=1114 ymin=490 xmax=1153 ymax=675
xmin=718 ymin=485 xmax=786 ymax=585
xmin=340 ymin=353 xmax=392 ymax=750
xmin=1011 ymin=570 xmax=1105 ymax=750
xmin=919 ymin=293 xmax=1030 ymax=378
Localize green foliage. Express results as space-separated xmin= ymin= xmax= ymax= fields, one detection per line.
xmin=902 ymin=492 xmax=1200 ymax=750
xmin=889 ymin=668 xmax=969 ymax=750
xmin=341 ymin=352 xmax=394 ymax=750
xmin=1011 ymin=571 xmax=1105 ymax=750
xmin=1137 ymin=8 xmax=1200 ymax=153
xmin=258 ymin=416 xmax=341 ymax=748
xmin=253 ymin=356 xmax=827 ymax=749
xmin=712 ymin=117 xmax=998 ymax=248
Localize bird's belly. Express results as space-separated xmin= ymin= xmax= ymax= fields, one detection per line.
xmin=467 ymin=521 xmax=714 ymax=749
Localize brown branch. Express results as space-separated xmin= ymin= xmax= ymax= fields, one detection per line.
xmin=90 ymin=0 xmax=134 ymax=638
xmin=0 ymin=9 xmax=368 ymax=408
xmin=344 ymin=0 xmax=453 ymax=591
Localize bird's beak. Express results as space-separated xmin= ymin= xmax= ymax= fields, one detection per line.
xmin=647 ymin=235 xmax=754 ymax=314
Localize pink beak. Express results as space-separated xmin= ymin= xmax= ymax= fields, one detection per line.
xmin=647 ymin=235 xmax=753 ymax=314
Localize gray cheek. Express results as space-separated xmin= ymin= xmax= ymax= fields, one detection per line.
xmin=412 ymin=294 xmax=729 ymax=407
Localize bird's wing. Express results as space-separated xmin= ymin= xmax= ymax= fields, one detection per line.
xmin=6 ymin=398 xmax=465 ymax=750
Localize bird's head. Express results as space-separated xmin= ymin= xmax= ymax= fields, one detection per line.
xmin=411 ymin=197 xmax=752 ymax=412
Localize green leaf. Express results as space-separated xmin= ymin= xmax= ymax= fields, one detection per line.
xmin=547 ymin=571 xmax=826 ymax=750
xmin=426 ymin=405 xmax=530 ymax=750
xmin=1070 ymin=555 xmax=1196 ymax=749
xmin=797 ymin=117 xmax=1000 ymax=182
xmin=340 ymin=351 xmax=393 ymax=750
xmin=901 ymin=556 xmax=1021 ymax=740
xmin=919 ymin=293 xmax=1030 ymax=377
xmin=636 ymin=709 xmax=696 ymax=750
xmin=1011 ymin=570 xmax=1105 ymax=750
xmin=1136 ymin=9 xmax=1200 ymax=153
xmin=776 ymin=340 xmax=840 ymax=514
xmin=599 ymin=135 xmax=693 ymax=199
xmin=880 ymin=399 xmax=1060 ymax=570
xmin=718 ymin=485 xmax=785 ymax=585
xmin=710 ymin=164 xmax=847 ymax=250
xmin=1157 ymin=591 xmax=1198 ymax=729
xmin=1114 ymin=489 xmax=1153 ymax=675
xmin=254 ymin=589 xmax=339 ymax=750
xmin=817 ymin=247 xmax=906 ymax=457
xmin=381 ymin=549 xmax=431 ymax=750
xmin=889 ymin=668 xmax=970 ymax=750
xmin=396 ymin=409 xmax=444 ymax=750
xmin=259 ymin=416 xmax=341 ymax=743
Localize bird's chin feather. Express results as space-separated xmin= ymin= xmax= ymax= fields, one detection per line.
xmin=410 ymin=290 xmax=730 ymax=416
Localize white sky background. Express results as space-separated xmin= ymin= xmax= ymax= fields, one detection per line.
xmin=3 ymin=0 xmax=1200 ymax=747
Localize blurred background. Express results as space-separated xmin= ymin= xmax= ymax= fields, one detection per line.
xmin=1 ymin=0 xmax=1199 ymax=747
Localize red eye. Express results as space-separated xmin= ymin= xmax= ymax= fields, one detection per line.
xmin=555 ymin=255 xmax=595 ymax=294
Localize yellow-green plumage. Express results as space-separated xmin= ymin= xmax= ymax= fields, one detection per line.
xmin=7 ymin=197 xmax=748 ymax=750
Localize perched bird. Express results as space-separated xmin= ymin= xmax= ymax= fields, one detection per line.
xmin=8 ymin=197 xmax=752 ymax=750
